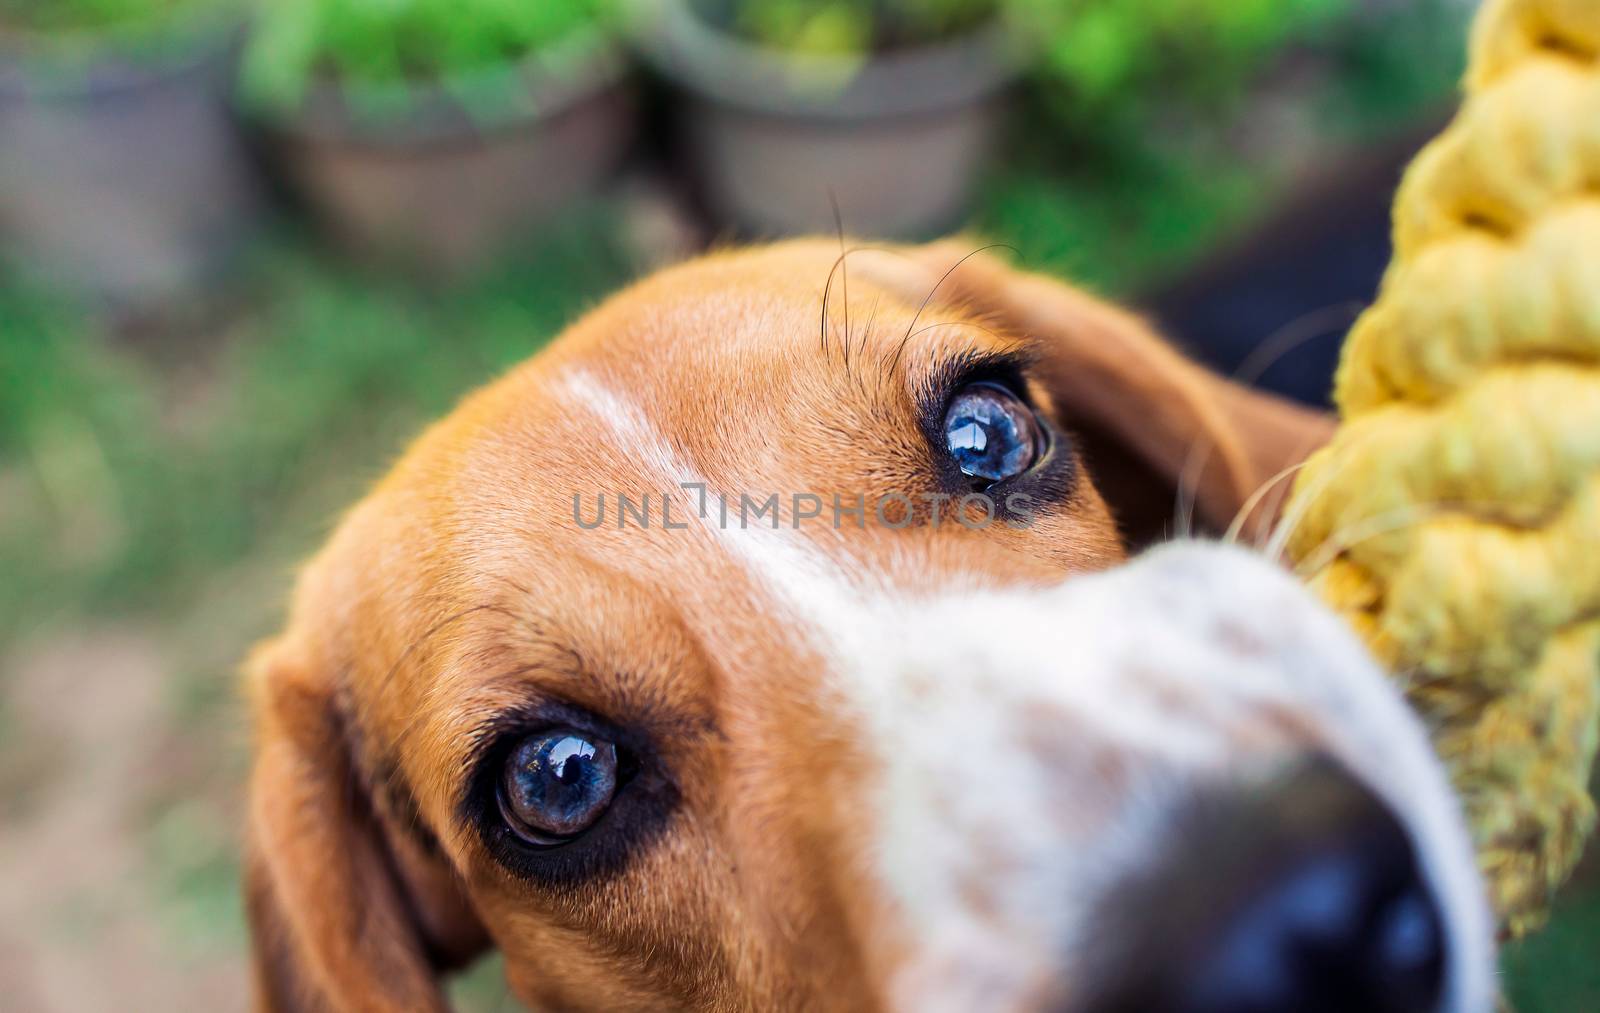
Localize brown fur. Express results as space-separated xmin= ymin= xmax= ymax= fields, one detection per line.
xmin=243 ymin=240 xmax=1332 ymax=1011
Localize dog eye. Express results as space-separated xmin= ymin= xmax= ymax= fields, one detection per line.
xmin=499 ymin=729 xmax=619 ymax=845
xmin=943 ymin=381 xmax=1042 ymax=485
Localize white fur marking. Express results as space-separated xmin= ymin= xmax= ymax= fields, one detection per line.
xmin=556 ymin=369 xmax=1492 ymax=1011
xmin=840 ymin=545 xmax=1493 ymax=1012
xmin=555 ymin=368 xmax=864 ymax=626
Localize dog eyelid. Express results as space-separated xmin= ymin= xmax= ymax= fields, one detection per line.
xmin=911 ymin=347 xmax=1038 ymax=419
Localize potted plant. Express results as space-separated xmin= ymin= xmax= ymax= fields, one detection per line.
xmin=238 ymin=0 xmax=632 ymax=272
xmin=633 ymin=0 xmax=1016 ymax=239
xmin=0 ymin=0 xmax=265 ymax=311
xmin=1006 ymin=0 xmax=1347 ymax=155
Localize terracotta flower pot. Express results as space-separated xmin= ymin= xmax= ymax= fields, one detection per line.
xmin=0 ymin=19 xmax=266 ymax=310
xmin=634 ymin=0 xmax=1017 ymax=239
xmin=255 ymin=31 xmax=633 ymax=273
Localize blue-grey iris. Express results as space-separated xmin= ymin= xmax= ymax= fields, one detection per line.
xmin=943 ymin=381 xmax=1042 ymax=485
xmin=501 ymin=730 xmax=619 ymax=842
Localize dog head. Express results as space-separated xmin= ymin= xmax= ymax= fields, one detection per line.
xmin=243 ymin=241 xmax=1493 ymax=1012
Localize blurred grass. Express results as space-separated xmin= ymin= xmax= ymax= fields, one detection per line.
xmin=0 ymin=208 xmax=633 ymax=646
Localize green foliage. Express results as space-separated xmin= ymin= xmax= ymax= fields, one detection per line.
xmin=982 ymin=0 xmax=1468 ymax=276
xmin=1004 ymin=0 xmax=1356 ymax=173
xmin=0 ymin=0 xmax=229 ymax=40
xmin=0 ymin=211 xmax=632 ymax=643
xmin=1315 ymin=0 xmax=1470 ymax=135
xmin=976 ymin=145 xmax=1263 ymax=297
xmin=239 ymin=0 xmax=610 ymax=114
xmin=691 ymin=0 xmax=1000 ymax=56
xmin=1017 ymin=0 xmax=1344 ymax=114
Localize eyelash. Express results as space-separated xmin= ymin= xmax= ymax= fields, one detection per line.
xmin=921 ymin=351 xmax=1038 ymax=418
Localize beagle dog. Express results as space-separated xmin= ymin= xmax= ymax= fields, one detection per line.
xmin=243 ymin=241 xmax=1494 ymax=1012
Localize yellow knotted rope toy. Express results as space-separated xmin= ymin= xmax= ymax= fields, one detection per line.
xmin=1283 ymin=0 xmax=1600 ymax=937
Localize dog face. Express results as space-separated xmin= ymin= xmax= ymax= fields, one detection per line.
xmin=243 ymin=241 xmax=1493 ymax=1012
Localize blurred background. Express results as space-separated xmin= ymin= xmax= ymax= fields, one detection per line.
xmin=0 ymin=0 xmax=1594 ymax=1008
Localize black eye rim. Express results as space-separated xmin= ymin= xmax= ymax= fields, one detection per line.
xmin=495 ymin=727 xmax=634 ymax=848
xmin=907 ymin=349 xmax=1079 ymax=520
xmin=942 ymin=379 xmax=1050 ymax=490
xmin=461 ymin=698 xmax=679 ymax=886
xmin=917 ymin=354 xmax=1064 ymax=496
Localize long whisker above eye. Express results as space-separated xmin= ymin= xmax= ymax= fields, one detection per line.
xmin=382 ymin=602 xmax=524 ymax=765
xmin=830 ymin=190 xmax=853 ymax=374
xmin=889 ymin=242 xmax=1017 ymax=375
xmin=858 ymin=295 xmax=882 ymax=396
xmin=899 ymin=318 xmax=1021 ymax=348
xmin=820 ymin=244 xmax=897 ymax=362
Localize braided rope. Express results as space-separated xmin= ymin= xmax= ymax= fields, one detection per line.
xmin=1284 ymin=0 xmax=1600 ymax=936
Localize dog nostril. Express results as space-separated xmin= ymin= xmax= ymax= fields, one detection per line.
xmin=1191 ymin=807 xmax=1445 ymax=1012
xmin=1080 ymin=756 xmax=1446 ymax=1013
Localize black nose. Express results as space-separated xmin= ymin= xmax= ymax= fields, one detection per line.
xmin=1080 ymin=757 xmax=1446 ymax=1013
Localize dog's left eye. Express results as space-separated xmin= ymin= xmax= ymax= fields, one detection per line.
xmin=944 ymin=381 xmax=1042 ymax=486
xmin=499 ymin=729 xmax=619 ymax=845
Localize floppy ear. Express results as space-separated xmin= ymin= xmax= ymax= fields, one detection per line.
xmin=883 ymin=244 xmax=1335 ymax=545
xmin=243 ymin=635 xmax=487 ymax=1012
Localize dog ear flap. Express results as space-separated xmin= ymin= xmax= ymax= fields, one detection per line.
xmin=243 ymin=636 xmax=471 ymax=1012
xmin=888 ymin=244 xmax=1334 ymax=545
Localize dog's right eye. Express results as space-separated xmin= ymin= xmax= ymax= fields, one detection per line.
xmin=498 ymin=729 xmax=620 ymax=845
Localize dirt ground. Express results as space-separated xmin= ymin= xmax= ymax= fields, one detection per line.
xmin=0 ymin=617 xmax=519 ymax=1011
xmin=0 ymin=628 xmax=248 ymax=1011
